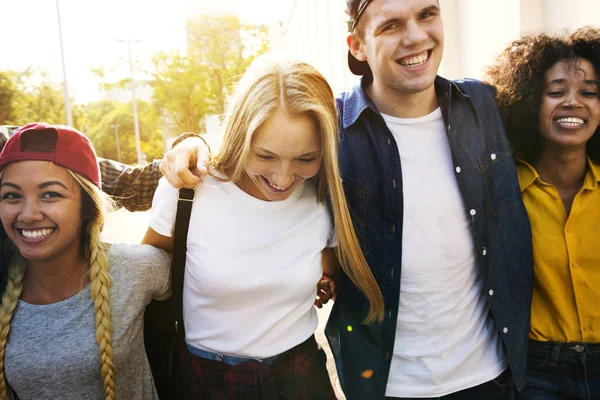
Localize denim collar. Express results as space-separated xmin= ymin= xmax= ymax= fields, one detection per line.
xmin=341 ymin=75 xmax=469 ymax=130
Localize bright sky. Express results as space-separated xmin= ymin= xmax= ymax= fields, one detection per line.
xmin=0 ymin=0 xmax=286 ymax=104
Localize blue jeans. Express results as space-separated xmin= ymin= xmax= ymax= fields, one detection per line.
xmin=519 ymin=340 xmax=600 ymax=400
xmin=386 ymin=369 xmax=516 ymax=399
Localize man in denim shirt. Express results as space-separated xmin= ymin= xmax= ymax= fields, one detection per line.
xmin=325 ymin=0 xmax=533 ymax=399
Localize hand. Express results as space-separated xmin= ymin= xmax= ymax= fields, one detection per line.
xmin=160 ymin=137 xmax=210 ymax=188
xmin=315 ymin=274 xmax=337 ymax=309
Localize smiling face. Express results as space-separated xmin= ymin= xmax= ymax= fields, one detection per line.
xmin=0 ymin=161 xmax=83 ymax=263
xmin=239 ymin=109 xmax=323 ymax=202
xmin=538 ymin=58 xmax=600 ymax=151
xmin=349 ymin=0 xmax=443 ymax=95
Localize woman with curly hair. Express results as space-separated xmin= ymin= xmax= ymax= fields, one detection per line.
xmin=0 ymin=123 xmax=170 ymax=399
xmin=486 ymin=27 xmax=600 ymax=399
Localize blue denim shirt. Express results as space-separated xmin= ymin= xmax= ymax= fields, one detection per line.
xmin=325 ymin=76 xmax=533 ymax=399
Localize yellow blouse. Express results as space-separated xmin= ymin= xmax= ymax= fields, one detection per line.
xmin=517 ymin=158 xmax=600 ymax=343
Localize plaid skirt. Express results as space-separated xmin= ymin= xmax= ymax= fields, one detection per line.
xmin=176 ymin=336 xmax=337 ymax=400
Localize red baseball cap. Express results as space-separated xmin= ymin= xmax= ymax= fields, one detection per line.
xmin=0 ymin=122 xmax=101 ymax=188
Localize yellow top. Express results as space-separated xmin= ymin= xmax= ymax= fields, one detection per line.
xmin=517 ymin=158 xmax=600 ymax=343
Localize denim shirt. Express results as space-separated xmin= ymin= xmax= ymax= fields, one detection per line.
xmin=325 ymin=76 xmax=533 ymax=399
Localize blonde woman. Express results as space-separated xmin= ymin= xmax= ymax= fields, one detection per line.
xmin=0 ymin=123 xmax=170 ymax=400
xmin=142 ymin=57 xmax=384 ymax=398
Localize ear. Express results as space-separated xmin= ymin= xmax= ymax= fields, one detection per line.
xmin=347 ymin=33 xmax=368 ymax=62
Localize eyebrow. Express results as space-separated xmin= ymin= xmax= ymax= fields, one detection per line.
xmin=374 ymin=5 xmax=440 ymax=33
xmin=252 ymin=147 xmax=321 ymax=158
xmin=0 ymin=181 xmax=69 ymax=190
xmin=546 ymin=79 xmax=599 ymax=87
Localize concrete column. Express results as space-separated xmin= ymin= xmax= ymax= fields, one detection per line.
xmin=543 ymin=0 xmax=581 ymax=32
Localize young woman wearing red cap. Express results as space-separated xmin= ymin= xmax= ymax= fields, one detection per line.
xmin=142 ymin=57 xmax=384 ymax=399
xmin=0 ymin=123 xmax=170 ymax=400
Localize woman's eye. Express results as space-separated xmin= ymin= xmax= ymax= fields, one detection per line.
xmin=256 ymin=154 xmax=275 ymax=160
xmin=582 ymin=91 xmax=598 ymax=98
xmin=42 ymin=192 xmax=63 ymax=199
xmin=548 ymin=91 xmax=564 ymax=97
xmin=0 ymin=192 xmax=20 ymax=201
xmin=297 ymin=158 xmax=317 ymax=163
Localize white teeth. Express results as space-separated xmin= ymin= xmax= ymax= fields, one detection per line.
xmin=400 ymin=52 xmax=429 ymax=66
xmin=556 ymin=117 xmax=585 ymax=127
xmin=267 ymin=180 xmax=285 ymax=191
xmin=21 ymin=228 xmax=55 ymax=239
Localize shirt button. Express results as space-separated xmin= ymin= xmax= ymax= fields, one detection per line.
xmin=488 ymin=289 xmax=494 ymax=296
xmin=388 ymin=138 xmax=391 ymax=145
xmin=447 ymin=124 xmax=451 ymax=131
xmin=392 ymin=178 xmax=397 ymax=188
xmin=503 ymin=327 xmax=508 ymax=334
xmin=482 ymin=248 xmax=487 ymax=256
xmin=392 ymin=225 xmax=396 ymax=234
xmin=455 ymin=166 xmax=461 ymax=173
xmin=490 ymin=153 xmax=497 ymax=161
xmin=470 ymin=209 xmax=477 ymax=216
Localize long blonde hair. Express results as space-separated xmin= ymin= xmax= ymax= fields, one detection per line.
xmin=0 ymin=172 xmax=116 ymax=400
xmin=212 ymin=56 xmax=384 ymax=323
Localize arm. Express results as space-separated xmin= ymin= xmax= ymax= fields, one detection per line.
xmin=315 ymin=247 xmax=340 ymax=308
xmin=99 ymin=159 xmax=162 ymax=212
xmin=160 ymin=134 xmax=211 ymax=188
xmin=142 ymin=227 xmax=174 ymax=255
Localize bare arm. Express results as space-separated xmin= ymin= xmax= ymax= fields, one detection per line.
xmin=142 ymin=227 xmax=174 ymax=254
xmin=315 ymin=247 xmax=340 ymax=308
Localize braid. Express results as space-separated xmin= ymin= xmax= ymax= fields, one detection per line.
xmin=0 ymin=257 xmax=26 ymax=399
xmin=88 ymin=222 xmax=115 ymax=400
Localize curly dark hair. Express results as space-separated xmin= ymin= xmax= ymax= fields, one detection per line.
xmin=485 ymin=27 xmax=600 ymax=163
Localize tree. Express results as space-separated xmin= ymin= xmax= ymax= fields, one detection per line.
xmin=150 ymin=51 xmax=209 ymax=133
xmin=186 ymin=15 xmax=269 ymax=116
xmin=0 ymin=71 xmax=17 ymax=124
xmin=2 ymin=68 xmax=83 ymax=128
xmin=87 ymin=100 xmax=164 ymax=164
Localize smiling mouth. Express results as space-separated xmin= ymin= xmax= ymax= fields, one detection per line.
xmin=261 ymin=176 xmax=294 ymax=193
xmin=18 ymin=228 xmax=57 ymax=240
xmin=555 ymin=117 xmax=586 ymax=128
xmin=397 ymin=50 xmax=431 ymax=68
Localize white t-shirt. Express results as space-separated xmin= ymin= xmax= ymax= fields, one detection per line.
xmin=382 ymin=109 xmax=507 ymax=397
xmin=150 ymin=175 xmax=335 ymax=358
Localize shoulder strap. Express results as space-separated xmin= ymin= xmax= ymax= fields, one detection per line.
xmin=172 ymin=187 xmax=195 ymax=334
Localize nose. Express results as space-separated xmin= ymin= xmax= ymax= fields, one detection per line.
xmin=273 ymin=163 xmax=295 ymax=188
xmin=562 ymin=91 xmax=582 ymax=108
xmin=402 ymin=18 xmax=428 ymax=47
xmin=18 ymin=200 xmax=45 ymax=224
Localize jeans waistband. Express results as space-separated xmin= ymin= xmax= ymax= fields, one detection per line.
xmin=186 ymin=344 xmax=289 ymax=366
xmin=529 ymin=339 xmax=600 ymax=357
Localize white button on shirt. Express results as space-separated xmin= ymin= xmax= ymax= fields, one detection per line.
xmin=470 ymin=209 xmax=477 ymax=216
xmin=489 ymin=290 xmax=494 ymax=296
xmin=503 ymin=327 xmax=509 ymax=334
xmin=455 ymin=167 xmax=461 ymax=173
xmin=491 ymin=153 xmax=497 ymax=161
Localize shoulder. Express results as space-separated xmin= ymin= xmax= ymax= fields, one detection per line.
xmin=108 ymin=243 xmax=170 ymax=270
xmin=451 ymin=78 xmax=497 ymax=100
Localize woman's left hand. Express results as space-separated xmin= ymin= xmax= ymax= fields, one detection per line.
xmin=315 ymin=274 xmax=337 ymax=308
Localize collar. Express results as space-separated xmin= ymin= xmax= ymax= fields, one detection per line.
xmin=517 ymin=157 xmax=600 ymax=192
xmin=341 ymin=75 xmax=469 ymax=130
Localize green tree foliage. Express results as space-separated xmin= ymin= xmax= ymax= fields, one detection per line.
xmin=0 ymin=68 xmax=83 ymax=128
xmin=150 ymin=15 xmax=269 ymax=134
xmin=187 ymin=14 xmax=269 ymax=116
xmin=86 ymin=100 xmax=164 ymax=164
xmin=0 ymin=71 xmax=17 ymax=124
xmin=150 ymin=51 xmax=208 ymax=133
